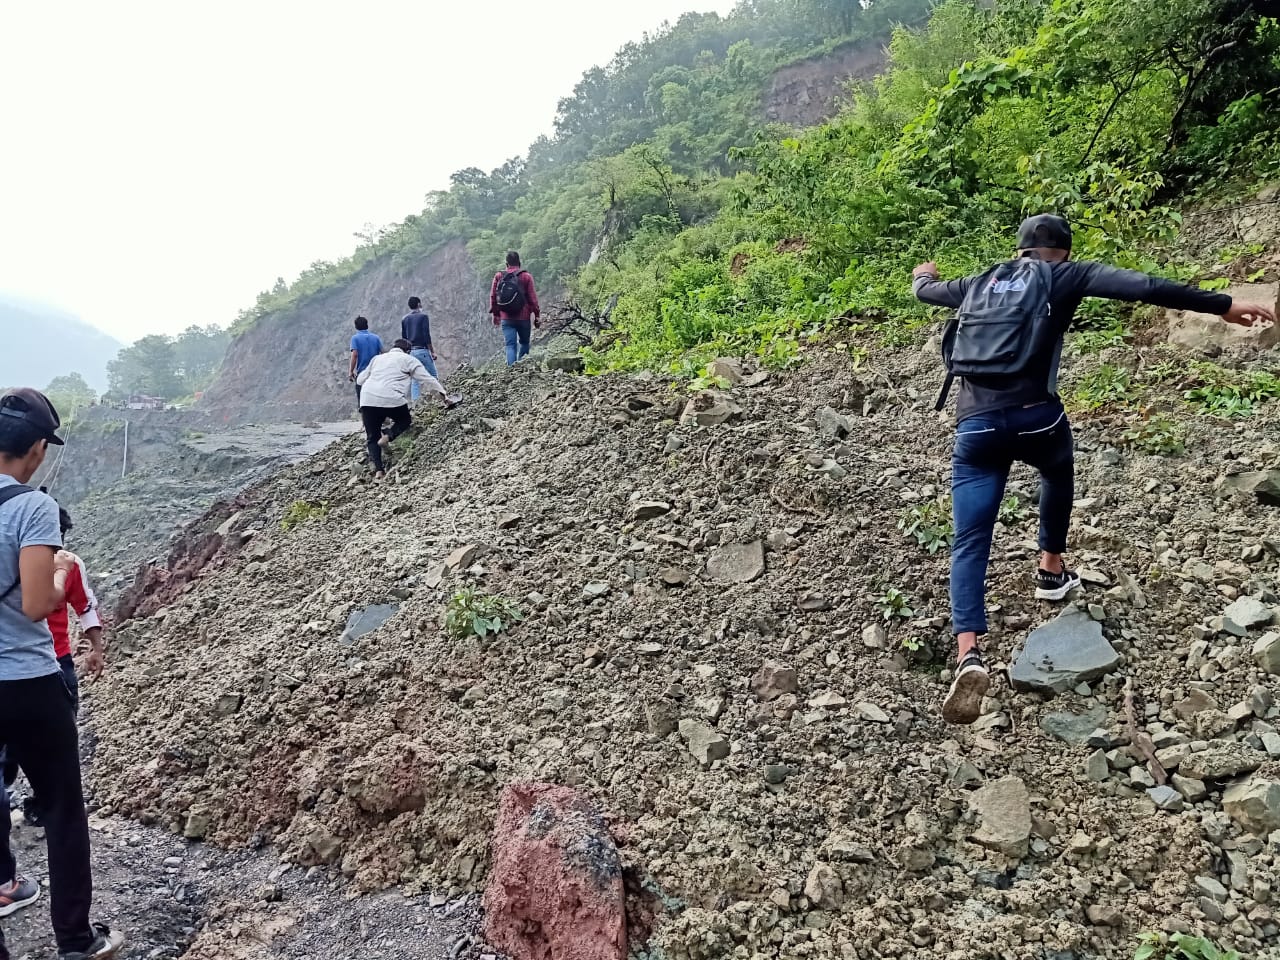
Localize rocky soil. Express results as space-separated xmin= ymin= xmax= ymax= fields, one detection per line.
xmin=79 ymin=300 xmax=1280 ymax=959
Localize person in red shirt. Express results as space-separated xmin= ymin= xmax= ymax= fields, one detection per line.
xmin=489 ymin=251 xmax=541 ymax=365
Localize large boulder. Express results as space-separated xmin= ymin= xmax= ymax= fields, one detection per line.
xmin=1223 ymin=777 xmax=1280 ymax=836
xmin=484 ymin=783 xmax=627 ymax=960
xmin=969 ymin=776 xmax=1031 ymax=858
xmin=1167 ymin=282 xmax=1279 ymax=354
xmin=1217 ymin=469 xmax=1280 ymax=506
xmin=1010 ymin=610 xmax=1121 ymax=694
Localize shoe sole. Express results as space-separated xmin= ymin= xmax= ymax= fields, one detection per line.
xmin=0 ymin=886 xmax=40 ymax=917
xmin=942 ymin=666 xmax=990 ymax=725
xmin=1035 ymin=579 xmax=1080 ymax=601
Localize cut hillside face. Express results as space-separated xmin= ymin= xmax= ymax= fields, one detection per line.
xmin=201 ymin=240 xmax=500 ymax=424
xmin=87 ymin=335 xmax=1280 ymax=960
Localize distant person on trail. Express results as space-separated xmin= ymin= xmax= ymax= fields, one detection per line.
xmin=356 ymin=339 xmax=456 ymax=480
xmin=913 ymin=214 xmax=1277 ymax=726
xmin=402 ymin=296 xmax=440 ymax=400
xmin=489 ymin=251 xmax=541 ymax=366
xmin=0 ymin=388 xmax=125 ymax=960
xmin=3 ymin=503 xmax=106 ymax=829
xmin=348 ymin=315 xmax=384 ymax=405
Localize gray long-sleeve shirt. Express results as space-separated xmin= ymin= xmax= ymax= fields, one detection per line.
xmin=913 ymin=259 xmax=1233 ymax=421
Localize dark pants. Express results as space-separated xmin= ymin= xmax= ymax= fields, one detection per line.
xmin=0 ymin=672 xmax=95 ymax=955
xmin=2 ymin=655 xmax=77 ymax=789
xmin=951 ymin=401 xmax=1074 ymax=636
xmin=360 ymin=405 xmax=411 ymax=473
xmin=501 ymin=320 xmax=531 ymax=365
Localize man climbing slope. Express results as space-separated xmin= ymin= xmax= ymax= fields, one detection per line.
xmin=489 ymin=252 xmax=541 ymax=366
xmin=348 ymin=316 xmax=384 ymax=405
xmin=356 ymin=339 xmax=456 ymax=480
xmin=0 ymin=388 xmax=124 ymax=960
xmin=402 ymin=297 xmax=439 ymax=400
xmin=913 ymin=214 xmax=1277 ymax=725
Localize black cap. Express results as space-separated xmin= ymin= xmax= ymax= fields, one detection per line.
xmin=0 ymin=388 xmax=65 ymax=446
xmin=1016 ymin=214 xmax=1072 ymax=251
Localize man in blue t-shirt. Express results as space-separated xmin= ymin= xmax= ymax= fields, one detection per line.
xmin=348 ymin=316 xmax=383 ymax=405
xmin=0 ymin=388 xmax=125 ymax=959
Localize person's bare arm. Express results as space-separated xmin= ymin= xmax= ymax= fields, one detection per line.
xmin=349 ymin=350 xmax=359 ymax=381
xmin=84 ymin=626 xmax=106 ymax=677
xmin=19 ymin=546 xmax=72 ymax=621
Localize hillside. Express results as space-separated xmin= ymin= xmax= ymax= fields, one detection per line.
xmin=89 ymin=285 xmax=1280 ymax=958
xmin=0 ymin=293 xmax=121 ymax=391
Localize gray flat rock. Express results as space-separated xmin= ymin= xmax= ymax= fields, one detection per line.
xmin=341 ymin=603 xmax=400 ymax=645
xmin=707 ymin=540 xmax=766 ymax=584
xmin=1010 ymin=610 xmax=1121 ymax=694
xmin=1040 ymin=705 xmax=1109 ymax=745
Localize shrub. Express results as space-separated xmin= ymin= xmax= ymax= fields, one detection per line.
xmin=877 ymin=586 xmax=915 ymax=622
xmin=1133 ymin=932 xmax=1241 ymax=960
xmin=281 ymin=500 xmax=328 ymax=532
xmin=444 ymin=588 xmax=523 ymax=641
xmin=899 ymin=497 xmax=953 ymax=554
xmin=1121 ymin=415 xmax=1185 ymax=455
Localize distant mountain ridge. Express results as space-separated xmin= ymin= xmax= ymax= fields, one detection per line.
xmin=0 ymin=293 xmax=122 ymax=393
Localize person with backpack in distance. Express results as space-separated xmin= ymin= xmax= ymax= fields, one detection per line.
xmin=913 ymin=214 xmax=1277 ymax=725
xmin=401 ymin=297 xmax=440 ymax=400
xmin=348 ymin=315 xmax=384 ymax=406
xmin=0 ymin=388 xmax=125 ymax=960
xmin=3 ymin=502 xmax=106 ymax=829
xmin=490 ymin=251 xmax=540 ymax=365
xmin=356 ymin=339 xmax=457 ymax=480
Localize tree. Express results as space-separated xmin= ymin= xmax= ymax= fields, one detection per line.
xmin=107 ymin=335 xmax=183 ymax=399
xmin=44 ymin=373 xmax=96 ymax=418
xmin=173 ymin=325 xmax=229 ymax=393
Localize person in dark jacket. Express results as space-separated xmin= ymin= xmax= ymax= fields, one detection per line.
xmin=401 ymin=297 xmax=439 ymax=400
xmin=913 ymin=214 xmax=1276 ymax=725
xmin=489 ymin=252 xmax=541 ymax=365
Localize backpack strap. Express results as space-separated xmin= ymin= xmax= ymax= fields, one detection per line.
xmin=934 ymin=372 xmax=955 ymax=412
xmin=0 ymin=484 xmax=35 ymax=607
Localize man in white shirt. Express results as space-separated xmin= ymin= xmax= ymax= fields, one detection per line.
xmin=355 ymin=339 xmax=455 ymax=479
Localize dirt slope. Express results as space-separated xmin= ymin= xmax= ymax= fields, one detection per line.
xmin=85 ymin=323 xmax=1280 ymax=959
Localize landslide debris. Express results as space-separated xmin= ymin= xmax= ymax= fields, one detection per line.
xmin=87 ymin=328 xmax=1280 ymax=959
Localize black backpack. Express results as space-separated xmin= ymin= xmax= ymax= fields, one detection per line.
xmin=0 ymin=484 xmax=34 ymax=606
xmin=495 ymin=270 xmax=527 ymax=315
xmin=935 ymin=257 xmax=1057 ymax=410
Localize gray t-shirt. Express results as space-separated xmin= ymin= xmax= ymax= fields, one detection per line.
xmin=0 ymin=474 xmax=61 ymax=681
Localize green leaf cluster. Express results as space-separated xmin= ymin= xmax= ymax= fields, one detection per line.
xmin=444 ymin=588 xmax=524 ymax=642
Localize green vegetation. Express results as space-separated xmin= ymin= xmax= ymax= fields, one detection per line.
xmin=899 ymin=496 xmax=953 ymax=554
xmin=1134 ymin=932 xmax=1243 ymax=960
xmin=444 ymin=588 xmax=524 ymax=642
xmin=107 ymin=325 xmax=229 ymax=401
xmin=998 ymin=494 xmax=1024 ymax=525
xmin=1071 ymin=364 xmax=1138 ymax=411
xmin=280 ymin=499 xmax=329 ymax=532
xmin=1121 ymin=415 xmax=1186 ymax=456
xmin=219 ymin=0 xmax=1278 ymax=380
xmin=877 ymin=586 xmax=915 ymax=622
xmin=44 ymin=373 xmax=97 ymax=419
xmin=1183 ymin=363 xmax=1280 ymax=418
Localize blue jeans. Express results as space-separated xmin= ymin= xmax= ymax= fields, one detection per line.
xmin=410 ymin=349 xmax=438 ymax=399
xmin=951 ymin=401 xmax=1074 ymax=636
xmin=501 ymin=320 xmax=531 ymax=365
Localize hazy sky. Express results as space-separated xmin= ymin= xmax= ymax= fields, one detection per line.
xmin=1 ymin=0 xmax=736 ymax=343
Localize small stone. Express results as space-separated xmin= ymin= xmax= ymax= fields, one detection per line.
xmin=1196 ymin=875 xmax=1229 ymax=903
xmin=445 ymin=543 xmax=481 ymax=571
xmin=861 ymin=623 xmax=887 ymax=649
xmin=808 ymin=691 xmax=848 ymax=711
xmin=658 ymin=567 xmax=691 ymax=588
xmin=1147 ymin=785 xmax=1185 ymax=812
xmin=1084 ymin=749 xmax=1109 ymax=781
xmin=1222 ymin=777 xmax=1280 ymax=835
xmin=855 ymin=702 xmax=891 ymax=723
xmin=804 ymin=862 xmax=844 ymax=911
xmin=696 ymin=695 xmax=725 ymax=722
xmin=1174 ymin=688 xmax=1220 ymax=719
xmin=582 ymin=581 xmax=611 ymax=599
xmin=1243 ymin=544 xmax=1266 ymax=563
xmin=797 ymin=593 xmax=833 ymax=612
xmin=1087 ymin=603 xmax=1107 ymax=621
xmin=629 ymin=501 xmax=672 ymax=522
xmin=645 ymin=701 xmax=677 ymax=739
xmin=1181 ymin=742 xmax=1265 ymax=781
xmin=816 ymin=406 xmax=853 ymax=439
xmin=752 ymin=661 xmax=799 ymax=701
xmin=678 ymin=719 xmax=730 ymax=766
xmin=1040 ymin=706 xmax=1108 ymax=746
xmin=497 ymin=514 xmax=522 ymax=529
xmin=636 ymin=642 xmax=664 ymax=656
xmin=763 ymin=764 xmax=794 ymax=785
xmin=826 ymin=834 xmax=875 ymax=863
xmin=213 ymin=692 xmax=243 ymax=717
xmin=1224 ymin=596 xmax=1273 ymax=633
xmin=706 ymin=540 xmax=766 ymax=584
xmin=1172 ymin=774 xmax=1208 ymax=802
xmin=1253 ymin=632 xmax=1280 ymax=675
xmin=968 ymin=777 xmax=1031 ymax=858
xmin=1086 ymin=904 xmax=1123 ymax=927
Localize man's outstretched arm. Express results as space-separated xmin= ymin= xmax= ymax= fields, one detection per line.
xmin=1076 ymin=262 xmax=1276 ymax=326
xmin=911 ymin=262 xmax=974 ymax=308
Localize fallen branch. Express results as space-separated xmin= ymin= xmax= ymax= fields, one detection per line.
xmin=1123 ymin=677 xmax=1167 ymax=786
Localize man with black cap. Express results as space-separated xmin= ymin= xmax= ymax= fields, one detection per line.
xmin=912 ymin=215 xmax=1277 ymax=725
xmin=0 ymin=388 xmax=124 ymax=959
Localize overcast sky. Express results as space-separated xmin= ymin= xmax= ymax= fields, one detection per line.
xmin=1 ymin=0 xmax=737 ymax=344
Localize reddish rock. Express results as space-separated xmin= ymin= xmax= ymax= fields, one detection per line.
xmin=483 ymin=782 xmax=627 ymax=960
